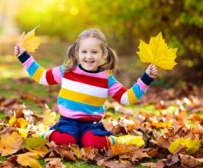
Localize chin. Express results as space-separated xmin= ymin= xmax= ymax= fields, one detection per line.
xmin=87 ymin=68 xmax=95 ymax=71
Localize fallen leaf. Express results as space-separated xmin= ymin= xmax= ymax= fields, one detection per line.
xmin=81 ymin=147 xmax=98 ymax=161
xmin=168 ymin=137 xmax=200 ymax=154
xmin=0 ymin=132 xmax=23 ymax=156
xmin=179 ymin=154 xmax=202 ymax=168
xmin=44 ymin=158 xmax=66 ymax=168
xmin=23 ymin=137 xmax=46 ymax=149
xmin=141 ymin=162 xmax=157 ymax=168
xmin=17 ymin=152 xmax=42 ymax=168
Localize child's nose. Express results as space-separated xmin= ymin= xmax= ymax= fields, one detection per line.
xmin=86 ymin=53 xmax=93 ymax=58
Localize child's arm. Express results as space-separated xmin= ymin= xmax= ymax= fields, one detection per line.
xmin=108 ymin=64 xmax=158 ymax=105
xmin=14 ymin=43 xmax=64 ymax=85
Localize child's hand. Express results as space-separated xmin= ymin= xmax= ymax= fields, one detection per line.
xmin=14 ymin=43 xmax=25 ymax=56
xmin=145 ymin=64 xmax=158 ymax=79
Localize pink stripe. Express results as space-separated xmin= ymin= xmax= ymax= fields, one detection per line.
xmin=52 ymin=67 xmax=62 ymax=83
xmin=58 ymin=105 xmax=104 ymax=121
xmin=73 ymin=66 xmax=108 ymax=79
xmin=23 ymin=57 xmax=35 ymax=69
xmin=108 ymin=82 xmax=123 ymax=97
xmin=138 ymin=78 xmax=148 ymax=91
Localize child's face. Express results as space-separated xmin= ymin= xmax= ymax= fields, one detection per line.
xmin=78 ymin=37 xmax=105 ymax=71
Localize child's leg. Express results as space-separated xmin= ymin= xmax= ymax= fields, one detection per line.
xmin=49 ymin=130 xmax=77 ymax=145
xmin=81 ymin=130 xmax=110 ymax=150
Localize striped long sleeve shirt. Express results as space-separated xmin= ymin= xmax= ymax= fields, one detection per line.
xmin=18 ymin=51 xmax=154 ymax=121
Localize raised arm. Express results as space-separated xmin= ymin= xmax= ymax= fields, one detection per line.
xmin=108 ymin=64 xmax=158 ymax=105
xmin=14 ymin=44 xmax=64 ymax=85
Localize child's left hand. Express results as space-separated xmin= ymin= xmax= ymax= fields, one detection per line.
xmin=145 ymin=64 xmax=158 ymax=79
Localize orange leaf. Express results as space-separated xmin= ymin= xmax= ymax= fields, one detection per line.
xmin=109 ymin=143 xmax=138 ymax=156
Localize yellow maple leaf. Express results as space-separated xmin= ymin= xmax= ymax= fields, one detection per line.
xmin=17 ymin=152 xmax=42 ymax=168
xmin=184 ymin=137 xmax=200 ymax=154
xmin=112 ymin=135 xmax=145 ymax=147
xmin=17 ymin=146 xmax=48 ymax=168
xmin=137 ymin=32 xmax=178 ymax=70
xmin=17 ymin=128 xmax=29 ymax=138
xmin=168 ymin=137 xmax=184 ymax=154
xmin=0 ymin=132 xmax=23 ymax=156
xmin=69 ymin=144 xmax=82 ymax=159
xmin=19 ymin=26 xmax=42 ymax=52
xmin=168 ymin=137 xmax=200 ymax=154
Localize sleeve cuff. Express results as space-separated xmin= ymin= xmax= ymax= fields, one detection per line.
xmin=140 ymin=72 xmax=154 ymax=86
xmin=18 ymin=51 xmax=31 ymax=63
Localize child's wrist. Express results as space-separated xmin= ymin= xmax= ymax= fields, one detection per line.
xmin=141 ymin=72 xmax=154 ymax=86
xmin=18 ymin=51 xmax=30 ymax=63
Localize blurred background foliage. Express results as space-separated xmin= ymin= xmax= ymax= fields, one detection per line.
xmin=1 ymin=0 xmax=203 ymax=88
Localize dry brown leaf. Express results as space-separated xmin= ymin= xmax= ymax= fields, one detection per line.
xmin=1 ymin=160 xmax=15 ymax=168
xmin=45 ymin=158 xmax=66 ymax=168
xmin=179 ymin=154 xmax=202 ymax=167
xmin=130 ymin=149 xmax=151 ymax=162
xmin=63 ymin=150 xmax=76 ymax=161
xmin=141 ymin=162 xmax=158 ymax=168
xmin=81 ymin=147 xmax=98 ymax=161
xmin=97 ymin=159 xmax=134 ymax=168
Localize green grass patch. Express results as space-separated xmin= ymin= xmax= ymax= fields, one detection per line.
xmin=64 ymin=160 xmax=102 ymax=168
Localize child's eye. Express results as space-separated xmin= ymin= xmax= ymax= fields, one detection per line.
xmin=82 ymin=51 xmax=87 ymax=53
xmin=92 ymin=51 xmax=97 ymax=54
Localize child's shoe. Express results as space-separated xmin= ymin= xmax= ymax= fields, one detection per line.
xmin=41 ymin=130 xmax=55 ymax=141
xmin=109 ymin=135 xmax=145 ymax=147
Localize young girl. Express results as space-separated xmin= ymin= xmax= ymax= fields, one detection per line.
xmin=14 ymin=29 xmax=158 ymax=150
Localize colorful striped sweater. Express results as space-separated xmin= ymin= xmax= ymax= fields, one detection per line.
xmin=18 ymin=52 xmax=154 ymax=121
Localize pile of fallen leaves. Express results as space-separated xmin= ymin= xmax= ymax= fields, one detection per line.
xmin=1 ymin=84 xmax=203 ymax=168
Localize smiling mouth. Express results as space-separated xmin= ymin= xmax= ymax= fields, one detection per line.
xmin=85 ymin=60 xmax=95 ymax=63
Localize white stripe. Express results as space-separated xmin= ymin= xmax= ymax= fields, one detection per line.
xmin=62 ymin=78 xmax=108 ymax=98
xmin=39 ymin=70 xmax=48 ymax=85
xmin=120 ymin=92 xmax=130 ymax=105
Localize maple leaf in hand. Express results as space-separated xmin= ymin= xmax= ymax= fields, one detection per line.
xmin=137 ymin=32 xmax=178 ymax=70
xmin=19 ymin=26 xmax=42 ymax=52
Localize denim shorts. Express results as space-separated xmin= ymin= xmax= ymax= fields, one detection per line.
xmin=50 ymin=116 xmax=112 ymax=146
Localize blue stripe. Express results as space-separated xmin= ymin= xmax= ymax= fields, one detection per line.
xmin=108 ymin=75 xmax=117 ymax=88
xmin=27 ymin=62 xmax=40 ymax=77
xmin=59 ymin=65 xmax=64 ymax=77
xmin=132 ymin=83 xmax=144 ymax=99
xmin=58 ymin=97 xmax=105 ymax=114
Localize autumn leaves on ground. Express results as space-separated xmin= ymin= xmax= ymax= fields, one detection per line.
xmin=1 ymin=77 xmax=203 ymax=168
xmin=1 ymin=40 xmax=203 ymax=168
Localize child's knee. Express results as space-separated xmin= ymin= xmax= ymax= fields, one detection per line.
xmin=49 ymin=130 xmax=77 ymax=145
xmin=81 ymin=130 xmax=108 ymax=149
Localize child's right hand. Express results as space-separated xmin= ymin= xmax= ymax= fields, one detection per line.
xmin=145 ymin=64 xmax=158 ymax=79
xmin=14 ymin=43 xmax=25 ymax=57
